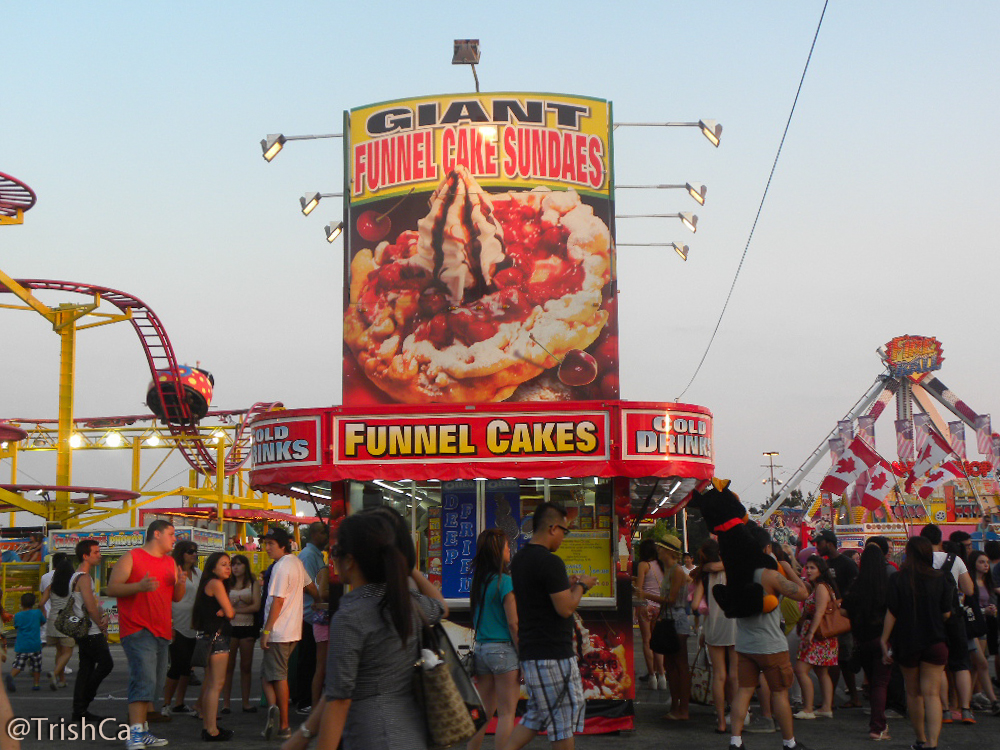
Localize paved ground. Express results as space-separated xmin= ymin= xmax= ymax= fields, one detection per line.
xmin=5 ymin=635 xmax=1000 ymax=750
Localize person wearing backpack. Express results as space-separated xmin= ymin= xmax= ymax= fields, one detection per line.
xmin=467 ymin=529 xmax=519 ymax=750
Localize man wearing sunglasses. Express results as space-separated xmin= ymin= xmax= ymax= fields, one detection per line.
xmin=507 ymin=501 xmax=597 ymax=750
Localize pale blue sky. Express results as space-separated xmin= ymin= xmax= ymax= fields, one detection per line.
xmin=3 ymin=1 xmax=998 ymax=516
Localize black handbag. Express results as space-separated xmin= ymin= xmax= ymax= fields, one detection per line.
xmin=650 ymin=613 xmax=680 ymax=655
xmin=190 ymin=631 xmax=218 ymax=668
xmin=960 ymin=592 xmax=987 ymax=638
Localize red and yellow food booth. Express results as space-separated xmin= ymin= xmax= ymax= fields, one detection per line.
xmin=250 ymin=91 xmax=716 ymax=733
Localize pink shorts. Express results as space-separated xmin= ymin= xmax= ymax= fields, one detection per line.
xmin=312 ymin=622 xmax=329 ymax=643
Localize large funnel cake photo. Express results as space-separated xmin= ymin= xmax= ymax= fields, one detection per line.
xmin=344 ymin=166 xmax=615 ymax=404
xmin=342 ymin=92 xmax=618 ymax=406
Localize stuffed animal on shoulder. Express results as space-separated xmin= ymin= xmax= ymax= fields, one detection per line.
xmin=687 ymin=477 xmax=779 ymax=618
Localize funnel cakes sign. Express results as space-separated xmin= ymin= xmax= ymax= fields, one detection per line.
xmin=343 ymin=92 xmax=617 ymax=406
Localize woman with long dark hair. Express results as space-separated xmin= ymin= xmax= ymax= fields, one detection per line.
xmin=162 ymin=541 xmax=201 ymax=715
xmin=312 ymin=512 xmax=447 ymax=750
xmin=221 ymin=554 xmax=260 ymax=714
xmin=192 ymin=552 xmax=235 ymax=741
xmin=793 ymin=555 xmax=839 ymax=719
xmin=881 ymin=536 xmax=953 ymax=750
xmin=842 ymin=544 xmax=891 ymax=739
xmin=691 ymin=539 xmax=737 ymax=734
xmin=467 ymin=529 xmax=518 ymax=750
xmin=967 ymin=550 xmax=999 ymax=712
xmin=40 ymin=556 xmax=77 ymax=688
xmin=634 ymin=539 xmax=665 ymax=690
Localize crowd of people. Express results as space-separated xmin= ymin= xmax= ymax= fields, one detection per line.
xmin=633 ymin=522 xmax=1000 ymax=750
xmin=5 ymin=509 xmax=1000 ymax=750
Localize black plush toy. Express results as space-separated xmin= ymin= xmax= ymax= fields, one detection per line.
xmin=687 ymin=478 xmax=778 ymax=618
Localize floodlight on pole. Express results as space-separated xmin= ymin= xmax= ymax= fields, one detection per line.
xmin=299 ymin=192 xmax=343 ymax=216
xmin=613 ymin=120 xmax=723 ymax=147
xmin=325 ymin=221 xmax=344 ymax=243
xmin=616 ymin=182 xmax=707 ymax=206
xmin=260 ymin=132 xmax=343 ymax=162
xmin=616 ymin=213 xmax=698 ymax=233
xmin=616 ymin=242 xmax=690 ymax=261
xmin=452 ymin=39 xmax=482 ymax=92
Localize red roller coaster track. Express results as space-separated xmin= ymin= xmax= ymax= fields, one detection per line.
xmin=0 ymin=278 xmax=280 ymax=476
xmin=0 ymin=172 xmax=37 ymax=217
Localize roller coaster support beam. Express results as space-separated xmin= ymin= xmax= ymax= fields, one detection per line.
xmin=0 ymin=487 xmax=49 ymax=519
xmin=759 ymin=375 xmax=891 ymax=523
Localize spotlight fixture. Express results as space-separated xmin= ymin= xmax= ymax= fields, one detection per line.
xmin=679 ymin=212 xmax=698 ymax=233
xmin=69 ymin=433 xmax=84 ymax=448
xmin=261 ymin=134 xmax=286 ymax=162
xmin=325 ymin=221 xmax=344 ymax=243
xmin=686 ymin=183 xmax=707 ymax=205
xmin=259 ymin=132 xmax=343 ymax=162
xmin=452 ymin=39 xmax=481 ymax=64
xmin=299 ymin=192 xmax=343 ymax=216
xmin=104 ymin=432 xmax=123 ymax=448
xmin=145 ymin=434 xmax=160 ymax=446
xmin=699 ymin=119 xmax=723 ymax=147
xmin=616 ymin=212 xmax=698 ymax=233
xmin=671 ymin=243 xmax=690 ymax=261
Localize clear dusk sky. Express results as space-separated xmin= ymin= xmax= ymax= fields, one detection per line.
xmin=2 ymin=1 xmax=998 ymax=523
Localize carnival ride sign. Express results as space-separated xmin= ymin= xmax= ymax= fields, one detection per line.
xmin=342 ymin=92 xmax=618 ymax=407
xmin=884 ymin=335 xmax=944 ymax=377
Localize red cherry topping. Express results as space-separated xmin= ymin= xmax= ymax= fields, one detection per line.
xmin=357 ymin=210 xmax=391 ymax=243
xmin=558 ymin=349 xmax=598 ymax=386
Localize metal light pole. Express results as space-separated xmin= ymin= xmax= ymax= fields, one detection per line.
xmin=763 ymin=451 xmax=781 ymax=505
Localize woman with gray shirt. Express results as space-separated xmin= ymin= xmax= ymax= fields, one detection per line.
xmin=312 ymin=512 xmax=447 ymax=750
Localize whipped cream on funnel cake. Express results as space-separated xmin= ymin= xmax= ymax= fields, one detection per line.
xmin=345 ymin=168 xmax=612 ymax=404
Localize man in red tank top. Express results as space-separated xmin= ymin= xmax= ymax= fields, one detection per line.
xmin=107 ymin=520 xmax=186 ymax=750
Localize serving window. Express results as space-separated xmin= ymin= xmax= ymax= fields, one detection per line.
xmin=345 ymin=477 xmax=617 ymax=608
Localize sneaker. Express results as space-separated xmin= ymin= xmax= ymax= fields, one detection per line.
xmin=170 ymin=704 xmax=193 ymax=714
xmin=261 ymin=705 xmax=279 ymax=740
xmin=971 ymin=693 xmax=990 ymax=711
xmin=4 ymin=674 xmax=15 ymax=693
xmin=793 ymin=710 xmax=816 ymax=720
xmin=814 ymin=710 xmax=833 ymax=719
xmin=789 ymin=742 xmax=813 ymax=750
xmin=295 ymin=705 xmax=312 ymax=715
xmin=729 ymin=743 xmax=745 ymax=750
xmin=64 ymin=666 xmax=73 ymax=675
xmin=647 ymin=674 xmax=658 ymax=690
xmin=126 ymin=730 xmax=168 ymax=750
xmin=32 ymin=684 xmax=41 ymax=691
xmin=276 ymin=728 xmax=293 ymax=740
xmin=48 ymin=671 xmax=58 ymax=691
xmin=745 ymin=715 xmax=775 ymax=734
xmin=657 ymin=673 xmax=667 ymax=690
xmin=961 ymin=708 xmax=976 ymax=724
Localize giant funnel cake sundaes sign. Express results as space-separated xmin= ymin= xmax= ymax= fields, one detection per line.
xmin=342 ymin=93 xmax=618 ymax=405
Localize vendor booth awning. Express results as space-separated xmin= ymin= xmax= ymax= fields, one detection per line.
xmin=248 ymin=400 xmax=713 ymax=500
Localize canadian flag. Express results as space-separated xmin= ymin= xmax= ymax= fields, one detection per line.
xmin=860 ymin=460 xmax=896 ymax=511
xmin=905 ymin=430 xmax=954 ymax=492
xmin=917 ymin=464 xmax=960 ymax=500
xmin=820 ymin=437 xmax=880 ymax=495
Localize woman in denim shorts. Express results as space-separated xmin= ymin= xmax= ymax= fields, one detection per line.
xmin=192 ymin=552 xmax=236 ymax=741
xmin=468 ymin=529 xmax=519 ymax=750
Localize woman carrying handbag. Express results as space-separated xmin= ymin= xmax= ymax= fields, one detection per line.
xmin=645 ymin=535 xmax=692 ymax=721
xmin=192 ymin=552 xmax=235 ymax=741
xmin=793 ymin=556 xmax=840 ymax=720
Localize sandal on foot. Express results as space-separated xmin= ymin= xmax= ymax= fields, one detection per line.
xmin=869 ymin=731 xmax=891 ymax=741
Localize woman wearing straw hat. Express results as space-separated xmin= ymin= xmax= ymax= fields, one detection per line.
xmin=646 ymin=534 xmax=692 ymax=721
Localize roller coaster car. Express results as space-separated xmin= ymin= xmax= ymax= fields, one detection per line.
xmin=146 ymin=365 xmax=215 ymax=424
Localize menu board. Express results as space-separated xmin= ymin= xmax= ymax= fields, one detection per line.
xmin=554 ymin=530 xmax=613 ymax=597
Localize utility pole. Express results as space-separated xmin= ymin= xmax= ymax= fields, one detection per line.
xmin=762 ymin=451 xmax=781 ymax=505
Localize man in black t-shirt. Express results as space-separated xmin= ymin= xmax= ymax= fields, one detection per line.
xmin=813 ymin=528 xmax=861 ymax=708
xmin=507 ymin=501 xmax=597 ymax=750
